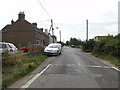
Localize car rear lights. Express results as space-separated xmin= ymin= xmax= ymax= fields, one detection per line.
xmin=10 ymin=49 xmax=13 ymax=52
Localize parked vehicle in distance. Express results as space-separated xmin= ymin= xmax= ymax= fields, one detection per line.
xmin=0 ymin=42 xmax=18 ymax=55
xmin=71 ymin=45 xmax=75 ymax=48
xmin=44 ymin=43 xmax=62 ymax=56
xmin=19 ymin=44 xmax=41 ymax=53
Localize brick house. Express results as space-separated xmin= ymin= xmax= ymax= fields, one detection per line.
xmin=94 ymin=36 xmax=108 ymax=41
xmin=44 ymin=29 xmax=57 ymax=43
xmin=1 ymin=12 xmax=49 ymax=47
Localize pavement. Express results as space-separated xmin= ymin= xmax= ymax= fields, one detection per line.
xmin=8 ymin=46 xmax=120 ymax=89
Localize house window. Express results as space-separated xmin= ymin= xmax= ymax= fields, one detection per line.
xmin=36 ymin=40 xmax=40 ymax=44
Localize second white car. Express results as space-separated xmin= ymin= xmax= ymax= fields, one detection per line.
xmin=44 ymin=43 xmax=62 ymax=56
xmin=0 ymin=42 xmax=18 ymax=56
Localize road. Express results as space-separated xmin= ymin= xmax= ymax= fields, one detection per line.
xmin=16 ymin=46 xmax=120 ymax=88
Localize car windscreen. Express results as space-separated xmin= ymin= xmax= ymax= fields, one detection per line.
xmin=9 ymin=44 xmax=16 ymax=48
xmin=48 ymin=45 xmax=59 ymax=48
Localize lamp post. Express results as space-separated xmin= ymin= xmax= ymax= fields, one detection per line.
xmin=86 ymin=19 xmax=88 ymax=41
xmin=59 ymin=30 xmax=61 ymax=43
xmin=56 ymin=27 xmax=61 ymax=43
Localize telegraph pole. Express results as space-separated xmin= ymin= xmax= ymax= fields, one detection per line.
xmin=86 ymin=19 xmax=88 ymax=41
xmin=59 ymin=30 xmax=61 ymax=43
xmin=51 ymin=19 xmax=54 ymax=43
xmin=51 ymin=19 xmax=54 ymax=36
xmin=49 ymin=19 xmax=54 ymax=43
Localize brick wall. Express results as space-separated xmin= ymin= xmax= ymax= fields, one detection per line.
xmin=2 ymin=12 xmax=49 ymax=47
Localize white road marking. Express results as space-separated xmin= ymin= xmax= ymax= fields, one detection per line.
xmin=86 ymin=65 xmax=101 ymax=68
xmin=71 ymin=52 xmax=81 ymax=66
xmin=112 ymin=67 xmax=120 ymax=72
xmin=21 ymin=64 xmax=52 ymax=88
xmin=51 ymin=64 xmax=120 ymax=72
xmin=21 ymin=63 xmax=119 ymax=88
xmin=67 ymin=64 xmax=75 ymax=66
xmin=84 ymin=65 xmax=112 ymax=68
xmin=80 ymin=65 xmax=120 ymax=72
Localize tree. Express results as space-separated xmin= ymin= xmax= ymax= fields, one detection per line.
xmin=66 ymin=41 xmax=70 ymax=46
xmin=93 ymin=36 xmax=120 ymax=58
xmin=69 ymin=38 xmax=82 ymax=46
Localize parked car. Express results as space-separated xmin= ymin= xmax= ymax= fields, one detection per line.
xmin=0 ymin=42 xmax=18 ymax=55
xmin=44 ymin=43 xmax=62 ymax=56
xmin=71 ymin=45 xmax=75 ymax=48
xmin=19 ymin=44 xmax=41 ymax=53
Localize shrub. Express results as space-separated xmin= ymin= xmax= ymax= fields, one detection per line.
xmin=93 ymin=36 xmax=120 ymax=58
xmin=82 ymin=39 xmax=96 ymax=52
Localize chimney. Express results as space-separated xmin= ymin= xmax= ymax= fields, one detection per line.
xmin=18 ymin=12 xmax=25 ymax=20
xmin=45 ymin=29 xmax=48 ymax=35
xmin=32 ymin=23 xmax=37 ymax=28
xmin=40 ymin=28 xmax=43 ymax=32
xmin=11 ymin=19 xmax=14 ymax=24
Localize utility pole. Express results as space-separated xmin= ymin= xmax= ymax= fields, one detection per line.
xmin=59 ymin=30 xmax=61 ymax=43
xmin=49 ymin=19 xmax=54 ymax=43
xmin=86 ymin=19 xmax=88 ymax=41
xmin=51 ymin=19 xmax=54 ymax=36
xmin=51 ymin=19 xmax=54 ymax=43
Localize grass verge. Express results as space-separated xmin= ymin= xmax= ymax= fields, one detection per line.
xmin=92 ymin=53 xmax=120 ymax=69
xmin=2 ymin=53 xmax=47 ymax=88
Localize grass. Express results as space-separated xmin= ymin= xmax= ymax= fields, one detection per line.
xmin=76 ymin=45 xmax=120 ymax=69
xmin=75 ymin=45 xmax=82 ymax=49
xmin=92 ymin=53 xmax=120 ymax=69
xmin=2 ymin=52 xmax=47 ymax=88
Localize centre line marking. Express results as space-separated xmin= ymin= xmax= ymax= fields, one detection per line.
xmin=21 ymin=64 xmax=52 ymax=88
xmin=71 ymin=52 xmax=81 ymax=66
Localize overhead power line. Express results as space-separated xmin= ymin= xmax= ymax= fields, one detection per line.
xmin=37 ymin=0 xmax=55 ymax=43
xmin=37 ymin=0 xmax=52 ymax=19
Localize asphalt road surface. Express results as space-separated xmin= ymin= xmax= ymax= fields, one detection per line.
xmin=20 ymin=46 xmax=119 ymax=88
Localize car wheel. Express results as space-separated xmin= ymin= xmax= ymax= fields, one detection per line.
xmin=59 ymin=52 xmax=61 ymax=55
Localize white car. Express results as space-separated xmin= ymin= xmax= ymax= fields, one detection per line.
xmin=0 ymin=42 xmax=18 ymax=55
xmin=44 ymin=43 xmax=62 ymax=56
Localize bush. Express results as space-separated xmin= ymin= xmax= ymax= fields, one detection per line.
xmin=2 ymin=50 xmax=9 ymax=58
xmin=82 ymin=39 xmax=96 ymax=52
xmin=93 ymin=36 xmax=120 ymax=58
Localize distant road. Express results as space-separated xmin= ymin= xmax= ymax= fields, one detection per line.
xmin=11 ymin=46 xmax=120 ymax=88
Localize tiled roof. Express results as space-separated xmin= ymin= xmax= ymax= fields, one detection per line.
xmin=1 ymin=24 xmax=11 ymax=31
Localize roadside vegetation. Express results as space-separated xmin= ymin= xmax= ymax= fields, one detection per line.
xmin=2 ymin=45 xmax=47 ymax=88
xmin=66 ymin=35 xmax=120 ymax=68
xmin=66 ymin=38 xmax=83 ymax=48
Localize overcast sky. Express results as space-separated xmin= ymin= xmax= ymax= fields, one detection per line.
xmin=0 ymin=0 xmax=119 ymax=42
